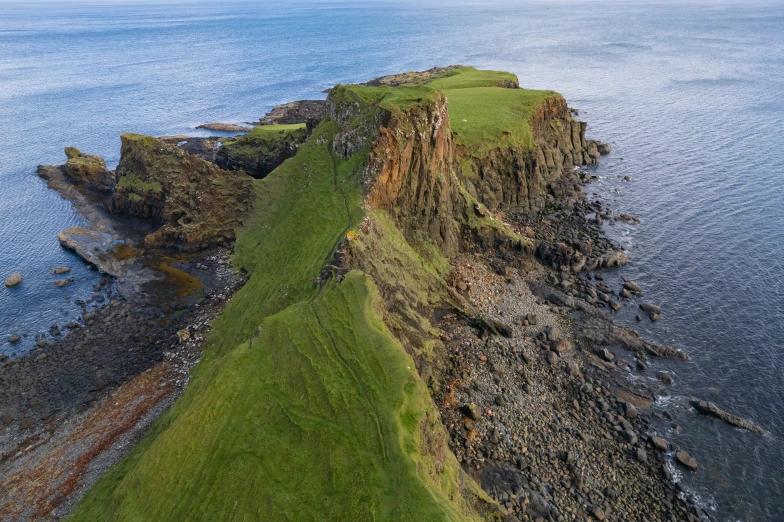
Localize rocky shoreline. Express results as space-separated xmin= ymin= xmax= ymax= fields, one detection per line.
xmin=0 ymin=257 xmax=245 ymax=520
xmin=427 ymin=193 xmax=710 ymax=521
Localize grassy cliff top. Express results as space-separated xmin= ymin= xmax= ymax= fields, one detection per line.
xmin=339 ymin=66 xmax=558 ymax=158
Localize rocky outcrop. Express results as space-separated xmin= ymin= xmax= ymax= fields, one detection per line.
xmin=461 ymin=96 xmax=605 ymax=214
xmin=214 ymin=125 xmax=309 ymax=178
xmin=253 ymin=100 xmax=326 ymax=126
xmin=63 ymin=147 xmax=116 ymax=193
xmin=159 ymin=135 xmax=228 ymax=162
xmin=109 ymin=133 xmax=254 ymax=251
xmin=38 ymin=147 xmax=116 ymax=194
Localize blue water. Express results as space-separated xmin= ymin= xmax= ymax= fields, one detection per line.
xmin=1 ymin=1 xmax=782 ymax=520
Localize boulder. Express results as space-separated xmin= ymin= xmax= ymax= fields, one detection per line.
xmin=604 ymin=251 xmax=628 ymax=267
xmin=551 ymin=339 xmax=572 ymax=353
xmin=464 ymin=403 xmax=482 ymax=420
xmin=623 ymin=280 xmax=642 ymax=295
xmin=675 ymin=450 xmax=698 ymax=471
xmin=4 ymin=273 xmax=22 ymax=287
xmin=54 ymin=277 xmax=74 ymax=287
xmin=639 ymin=303 xmax=661 ymax=315
xmin=8 ymin=335 xmax=21 ymax=343
xmin=650 ymin=435 xmax=668 ymax=451
xmin=51 ymin=266 xmax=71 ymax=275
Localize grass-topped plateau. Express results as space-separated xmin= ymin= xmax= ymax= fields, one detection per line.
xmin=70 ymin=67 xmax=564 ymax=521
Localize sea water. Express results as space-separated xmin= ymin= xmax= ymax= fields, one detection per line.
xmin=1 ymin=1 xmax=782 ymax=520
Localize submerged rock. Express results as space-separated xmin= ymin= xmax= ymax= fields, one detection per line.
xmin=5 ymin=273 xmax=22 ymax=287
xmin=691 ymin=400 xmax=767 ymax=435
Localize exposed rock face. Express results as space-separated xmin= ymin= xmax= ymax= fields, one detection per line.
xmin=461 ymin=96 xmax=602 ymax=213
xmin=365 ymin=91 xmax=464 ymax=257
xmin=254 ymin=100 xmax=326 ymax=126
xmin=215 ymin=126 xmax=309 ymax=179
xmin=109 ymin=133 xmax=254 ymax=251
xmin=361 ymin=91 xmax=531 ymax=259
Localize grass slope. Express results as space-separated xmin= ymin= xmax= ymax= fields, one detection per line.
xmin=70 ymin=121 xmax=480 ymax=521
xmin=71 ymin=272 xmax=471 ymax=521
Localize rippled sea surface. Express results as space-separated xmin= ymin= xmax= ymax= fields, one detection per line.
xmin=1 ymin=1 xmax=782 ymax=519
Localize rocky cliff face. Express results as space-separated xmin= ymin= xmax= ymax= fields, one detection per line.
xmin=460 ymin=95 xmax=603 ymax=213
xmin=110 ymin=133 xmax=254 ymax=251
xmin=359 ymin=91 xmax=591 ymax=260
xmin=364 ymin=92 xmax=464 ymax=257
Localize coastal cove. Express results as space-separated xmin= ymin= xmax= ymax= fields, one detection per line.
xmin=1 ymin=2 xmax=783 ymax=521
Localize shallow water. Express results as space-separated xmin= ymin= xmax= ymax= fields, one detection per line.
xmin=1 ymin=1 xmax=782 ymax=520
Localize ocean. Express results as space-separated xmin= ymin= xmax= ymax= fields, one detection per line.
xmin=0 ymin=1 xmax=782 ymax=520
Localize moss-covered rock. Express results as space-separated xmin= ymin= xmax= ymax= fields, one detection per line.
xmin=215 ymin=123 xmax=309 ymax=178
xmin=62 ymin=147 xmax=116 ymax=193
xmin=110 ymin=133 xmax=254 ymax=251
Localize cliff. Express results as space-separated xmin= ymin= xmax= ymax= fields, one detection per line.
xmin=110 ymin=133 xmax=255 ymax=251
xmin=70 ymin=67 xmax=605 ymax=521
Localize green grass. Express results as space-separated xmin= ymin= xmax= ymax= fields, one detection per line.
xmin=70 ymin=121 xmax=482 ymax=522
xmin=71 ymin=272 xmax=474 ymax=521
xmin=247 ymin=123 xmax=307 ymax=137
xmin=338 ymin=66 xmax=557 ymax=159
xmin=116 ymin=175 xmax=163 ymax=194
